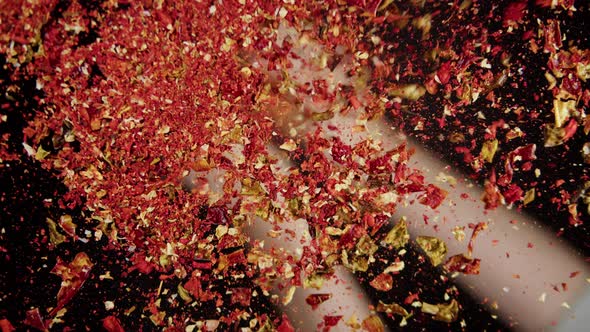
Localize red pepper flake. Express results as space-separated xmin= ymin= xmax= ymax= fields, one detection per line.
xmin=339 ymin=224 xmax=366 ymax=250
xmin=443 ymin=254 xmax=481 ymax=275
xmin=369 ymin=273 xmax=394 ymax=292
xmin=184 ymin=273 xmax=208 ymax=302
xmin=322 ymin=315 xmax=343 ymax=332
xmin=305 ymin=293 xmax=333 ymax=310
xmin=349 ymin=95 xmax=362 ymax=110
xmin=535 ymin=0 xmax=576 ymax=10
xmin=50 ymin=252 xmax=94 ymax=315
xmin=503 ymin=2 xmax=528 ymax=26
xmin=24 ymin=308 xmax=47 ymax=331
xmin=467 ymin=222 xmax=488 ymax=257
xmin=570 ymin=271 xmax=581 ymax=278
xmin=361 ymin=315 xmax=385 ymax=332
xmin=207 ymin=206 xmax=231 ymax=225
xmin=562 ymin=118 xmax=578 ymax=142
xmin=482 ymin=179 xmax=503 ymax=210
xmin=0 ymin=319 xmax=15 ymax=332
xmin=230 ymin=287 xmax=252 ymax=306
xmin=58 ymin=214 xmax=77 ymax=238
xmin=543 ymin=19 xmax=563 ymax=53
xmin=331 ymin=137 xmax=352 ymax=164
xmin=404 ymin=292 xmax=420 ymax=305
xmin=436 ymin=61 xmax=452 ymax=85
xmin=498 ymin=144 xmax=537 ymax=187
xmin=277 ymin=314 xmax=296 ymax=332
xmin=128 ymin=253 xmax=155 ymax=275
xmin=102 ymin=316 xmax=125 ymax=332
xmin=346 ymin=0 xmax=383 ymax=14
xmin=455 ymin=146 xmax=476 ymax=164
xmin=418 ymin=184 xmax=448 ymax=209
xmin=502 ymin=183 xmax=524 ymax=205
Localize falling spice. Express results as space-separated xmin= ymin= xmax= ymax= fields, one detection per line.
xmin=50 ymin=253 xmax=94 ymax=316
xmin=382 ymin=217 xmax=410 ymax=248
xmin=370 ymin=273 xmax=394 ymax=292
xmin=2 ymin=0 xmax=589 ymax=330
xmin=416 ymin=236 xmax=448 ymax=267
xmin=421 ymin=299 xmax=460 ymax=323
xmin=444 ymin=254 xmax=481 ymax=275
xmin=305 ymin=294 xmax=333 ymax=310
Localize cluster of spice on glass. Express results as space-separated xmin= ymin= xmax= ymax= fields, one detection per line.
xmin=1 ymin=0 xmax=588 ymax=331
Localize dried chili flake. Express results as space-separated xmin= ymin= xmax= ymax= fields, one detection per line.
xmin=46 ymin=217 xmax=66 ymax=246
xmin=543 ymin=19 xmax=563 ymax=53
xmin=383 ymin=261 xmax=405 ymax=274
xmin=339 ymin=224 xmax=366 ymax=250
xmin=356 ymin=235 xmax=379 ymax=256
xmin=283 ymin=286 xmax=296 ymax=305
xmin=503 ymin=2 xmax=528 ymax=26
xmin=304 ymin=273 xmax=328 ymax=290
xmin=536 ymin=0 xmax=576 ymax=10
xmin=421 ymin=299 xmax=460 ymax=323
xmin=183 ymin=274 xmax=203 ymax=301
xmin=50 ymin=252 xmax=93 ymax=315
xmin=562 ymin=118 xmax=579 ymax=142
xmin=388 ymin=84 xmax=426 ymax=101
xmin=305 ymin=293 xmax=332 ymax=310
xmin=331 ymin=137 xmax=352 ymax=164
xmin=418 ymin=184 xmax=448 ymax=209
xmin=523 ymin=188 xmax=536 ymax=205
xmin=207 ymin=206 xmax=231 ymax=225
xmin=361 ymin=315 xmax=385 ymax=332
xmin=552 ymin=99 xmax=575 ymax=128
xmin=279 ymin=139 xmax=298 ymax=152
xmin=436 ymin=61 xmax=453 ymax=85
xmin=503 ymin=183 xmax=524 ymax=205
xmin=323 ymin=315 xmax=343 ymax=331
xmin=128 ymin=253 xmax=155 ymax=275
xmin=467 ymin=222 xmax=488 ymax=257
xmin=499 ymin=144 xmax=537 ymax=186
xmin=102 ymin=316 xmax=125 ymax=332
xmin=276 ymin=314 xmax=296 ymax=332
xmin=177 ymin=284 xmax=193 ymax=304
xmin=58 ymin=214 xmax=77 ymax=238
xmin=404 ymin=292 xmax=420 ymax=305
xmin=0 ymin=319 xmax=15 ymax=332
xmin=231 ymin=287 xmax=252 ymax=306
xmin=443 ymin=254 xmax=481 ymax=275
xmin=24 ymin=308 xmax=47 ymax=331
xmin=416 ymin=236 xmax=448 ymax=267
xmin=382 ymin=217 xmax=409 ymax=249
xmin=376 ymin=301 xmax=409 ymax=316
xmin=452 ymin=226 xmax=466 ymax=242
xmin=370 ymin=273 xmax=393 ymax=292
xmin=480 ymin=139 xmax=499 ymax=163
